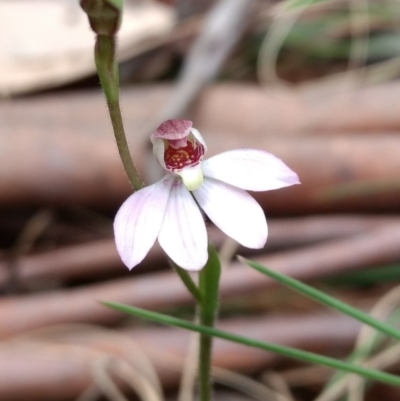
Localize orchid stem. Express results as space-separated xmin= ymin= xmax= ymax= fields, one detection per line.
xmin=94 ymin=35 xmax=143 ymax=191
xmin=198 ymin=245 xmax=221 ymax=401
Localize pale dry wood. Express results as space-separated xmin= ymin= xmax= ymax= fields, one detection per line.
xmin=0 ymin=312 xmax=360 ymax=401
xmin=2 ymin=85 xmax=400 ymax=212
xmin=0 ymin=1 xmax=175 ymax=96
xmin=0 ymin=215 xmax=393 ymax=288
xmin=157 ymin=0 xmax=255 ymax=122
xmin=1 ymin=224 xmax=400 ymax=338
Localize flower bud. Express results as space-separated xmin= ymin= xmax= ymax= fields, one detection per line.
xmin=80 ymin=0 xmax=122 ymax=36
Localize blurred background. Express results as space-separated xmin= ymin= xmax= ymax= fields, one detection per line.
xmin=2 ymin=0 xmax=400 ymax=400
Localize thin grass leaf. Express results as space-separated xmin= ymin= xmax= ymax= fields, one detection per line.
xmin=103 ymin=301 xmax=400 ymax=388
xmin=329 ymin=263 xmax=400 ymax=287
xmin=284 ymin=0 xmax=326 ymax=10
xmin=241 ymin=257 xmax=400 ymax=342
xmin=324 ymin=306 xmax=400 ymax=391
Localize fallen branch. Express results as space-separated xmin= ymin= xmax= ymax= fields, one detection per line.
xmin=0 ymin=312 xmax=360 ymax=401
xmin=0 ymin=215 xmax=395 ymax=288
xmin=157 ymin=0 xmax=255 ymax=122
xmin=2 ymin=86 xmax=400 ymax=213
xmin=1 ymin=224 xmax=400 ymax=338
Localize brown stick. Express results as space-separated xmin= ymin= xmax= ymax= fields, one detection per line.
xmin=157 ymin=0 xmax=255 ymax=121
xmin=0 ymin=215 xmax=394 ymax=287
xmin=1 ymin=224 xmax=400 ymax=339
xmin=192 ymin=82 xmax=400 ymax=135
xmin=0 ymin=312 xmax=360 ymax=401
xmin=2 ymin=85 xmax=400 ymax=212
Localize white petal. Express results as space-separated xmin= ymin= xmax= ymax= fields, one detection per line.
xmin=152 ymin=138 xmax=167 ymax=169
xmin=191 ymin=128 xmax=208 ymax=153
xmin=158 ymin=181 xmax=208 ymax=271
xmin=114 ymin=176 xmax=174 ymax=269
xmin=193 ymin=178 xmax=267 ymax=249
xmin=202 ymin=149 xmax=300 ymax=191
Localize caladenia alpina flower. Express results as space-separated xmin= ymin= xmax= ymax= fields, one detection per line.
xmin=114 ymin=119 xmax=300 ymax=271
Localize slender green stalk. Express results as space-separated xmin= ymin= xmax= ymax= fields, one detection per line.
xmin=107 ymin=98 xmax=143 ymax=191
xmin=94 ymin=35 xmax=143 ymax=191
xmin=198 ymin=316 xmax=213 ymax=401
xmin=198 ymin=246 xmax=221 ymax=401
xmin=103 ymin=301 xmax=400 ymax=387
xmin=241 ymin=257 xmax=400 ymax=342
xmin=173 ymin=263 xmax=202 ymax=303
xmin=81 ymin=2 xmax=141 ymax=190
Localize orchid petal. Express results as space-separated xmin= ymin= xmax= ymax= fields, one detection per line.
xmin=158 ymin=181 xmax=208 ymax=271
xmin=114 ymin=176 xmax=174 ymax=270
xmin=191 ymin=127 xmax=207 ymax=153
xmin=202 ymin=149 xmax=300 ymax=191
xmin=152 ymin=138 xmax=167 ymax=169
xmin=193 ymin=178 xmax=267 ymax=248
xmin=151 ymin=119 xmax=193 ymax=141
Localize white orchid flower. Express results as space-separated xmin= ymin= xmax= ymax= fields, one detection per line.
xmin=114 ymin=119 xmax=300 ymax=271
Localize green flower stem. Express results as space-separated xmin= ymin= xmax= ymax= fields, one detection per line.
xmin=103 ymin=301 xmax=400 ymax=387
xmin=95 ymin=35 xmax=143 ymax=191
xmin=198 ymin=245 xmax=221 ymax=401
xmin=173 ymin=263 xmax=202 ymax=303
xmin=241 ymin=258 xmax=400 ymax=342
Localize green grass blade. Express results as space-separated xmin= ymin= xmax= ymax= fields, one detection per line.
xmin=103 ymin=301 xmax=400 ymax=387
xmin=241 ymin=257 xmax=400 ymax=342
xmin=285 ymin=0 xmax=326 ymax=10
